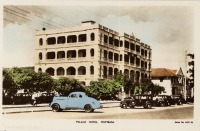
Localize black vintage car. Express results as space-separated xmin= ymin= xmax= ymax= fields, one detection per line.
xmin=12 ymin=93 xmax=32 ymax=105
xmin=120 ymin=95 xmax=153 ymax=109
xmin=171 ymin=95 xmax=185 ymax=105
xmin=153 ymin=95 xmax=175 ymax=106
xmin=152 ymin=96 xmax=165 ymax=107
xmin=31 ymin=92 xmax=55 ymax=105
xmin=186 ymin=96 xmax=194 ymax=103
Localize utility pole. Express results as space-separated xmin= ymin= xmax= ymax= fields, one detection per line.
xmin=184 ymin=50 xmax=187 ymax=101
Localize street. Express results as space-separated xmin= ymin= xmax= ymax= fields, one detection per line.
xmin=2 ymin=103 xmax=194 ymax=119
xmin=1 ymin=103 xmax=194 ymax=131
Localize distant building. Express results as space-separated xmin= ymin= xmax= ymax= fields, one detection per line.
xmin=34 ymin=21 xmax=152 ymax=85
xmin=151 ymin=68 xmax=186 ymax=95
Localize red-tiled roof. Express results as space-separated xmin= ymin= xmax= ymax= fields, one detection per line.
xmin=151 ymin=68 xmax=177 ymax=77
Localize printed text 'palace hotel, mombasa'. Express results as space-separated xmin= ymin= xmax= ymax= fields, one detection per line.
xmin=34 ymin=21 xmax=152 ymax=85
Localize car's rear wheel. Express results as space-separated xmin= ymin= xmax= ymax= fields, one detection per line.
xmin=84 ymin=104 xmax=93 ymax=113
xmin=122 ymin=103 xmax=127 ymax=109
xmin=52 ymin=104 xmax=61 ymax=112
xmin=178 ymin=101 xmax=182 ymax=105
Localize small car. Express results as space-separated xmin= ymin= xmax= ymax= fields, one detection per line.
xmin=50 ymin=92 xmax=102 ymax=113
xmin=153 ymin=95 xmax=175 ymax=106
xmin=120 ymin=95 xmax=153 ymax=109
xmin=171 ymin=95 xmax=185 ymax=105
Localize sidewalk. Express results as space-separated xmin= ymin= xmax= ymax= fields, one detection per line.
xmin=2 ymin=101 xmax=120 ymax=114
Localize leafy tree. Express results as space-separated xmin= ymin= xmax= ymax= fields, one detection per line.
xmin=13 ymin=69 xmax=55 ymax=93
xmin=134 ymin=84 xmax=142 ymax=95
xmin=114 ymin=73 xmax=136 ymax=96
xmin=85 ymin=80 xmax=121 ymax=100
xmin=3 ymin=69 xmax=18 ymax=96
xmin=55 ymin=77 xmax=84 ymax=96
xmin=151 ymin=84 xmax=165 ymax=95
xmin=124 ymin=76 xmax=136 ymax=96
xmin=113 ymin=73 xmax=125 ymax=86
xmin=140 ymin=78 xmax=154 ymax=94
xmin=85 ymin=81 xmax=100 ymax=99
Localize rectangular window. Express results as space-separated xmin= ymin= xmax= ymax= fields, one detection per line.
xmin=47 ymin=37 xmax=56 ymax=45
xmin=79 ymin=34 xmax=87 ymax=42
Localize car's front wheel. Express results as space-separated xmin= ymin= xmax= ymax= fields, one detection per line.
xmin=52 ymin=104 xmax=61 ymax=112
xmin=178 ymin=101 xmax=182 ymax=105
xmin=84 ymin=104 xmax=93 ymax=113
xmin=145 ymin=104 xmax=152 ymax=109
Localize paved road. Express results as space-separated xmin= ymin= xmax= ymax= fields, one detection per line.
xmin=1 ymin=103 xmax=194 ymax=131
xmin=3 ymin=103 xmax=193 ymax=119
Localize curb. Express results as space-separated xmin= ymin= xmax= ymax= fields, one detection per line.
xmin=3 ymin=109 xmax=51 ymax=114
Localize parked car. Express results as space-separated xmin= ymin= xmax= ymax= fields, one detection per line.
xmin=31 ymin=92 xmax=55 ymax=106
xmin=171 ymin=95 xmax=185 ymax=105
xmin=153 ymin=95 xmax=175 ymax=106
xmin=120 ymin=95 xmax=153 ymax=109
xmin=12 ymin=93 xmax=32 ymax=105
xmin=152 ymin=96 xmax=165 ymax=107
xmin=50 ymin=92 xmax=102 ymax=113
xmin=186 ymin=96 xmax=194 ymax=103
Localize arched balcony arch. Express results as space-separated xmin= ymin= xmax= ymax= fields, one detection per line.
xmin=57 ymin=67 xmax=65 ymax=76
xmin=114 ymin=68 xmax=118 ymax=75
xmin=78 ymin=66 xmax=86 ymax=75
xmin=124 ymin=69 xmax=129 ymax=78
xmin=108 ymin=67 xmax=113 ymax=76
xmin=67 ymin=67 xmax=76 ymax=75
xmin=46 ymin=68 xmax=55 ymax=76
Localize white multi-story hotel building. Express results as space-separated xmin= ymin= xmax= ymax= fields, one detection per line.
xmin=34 ymin=21 xmax=152 ymax=85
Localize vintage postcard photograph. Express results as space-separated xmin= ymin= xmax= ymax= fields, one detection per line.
xmin=1 ymin=1 xmax=200 ymax=131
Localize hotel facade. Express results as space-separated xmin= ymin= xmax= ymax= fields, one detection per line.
xmin=34 ymin=21 xmax=152 ymax=85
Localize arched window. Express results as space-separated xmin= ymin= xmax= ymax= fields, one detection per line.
xmin=39 ymin=38 xmax=43 ymax=46
xmin=124 ymin=69 xmax=129 ymax=77
xmin=108 ymin=67 xmax=113 ymax=76
xmin=90 ymin=48 xmax=94 ymax=57
xmin=114 ymin=68 xmax=118 ymax=75
xmin=39 ymin=52 xmax=42 ymax=60
xmin=91 ymin=33 xmax=95 ymax=41
xmin=78 ymin=66 xmax=86 ymax=75
xmin=103 ymin=66 xmax=107 ymax=78
xmin=38 ymin=68 xmax=42 ymax=72
xmin=90 ymin=66 xmax=94 ymax=75
xmin=104 ymin=35 xmax=108 ymax=43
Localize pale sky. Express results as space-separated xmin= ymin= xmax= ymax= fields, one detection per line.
xmin=3 ymin=4 xmax=195 ymax=71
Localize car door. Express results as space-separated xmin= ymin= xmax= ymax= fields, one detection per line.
xmin=67 ymin=93 xmax=78 ymax=108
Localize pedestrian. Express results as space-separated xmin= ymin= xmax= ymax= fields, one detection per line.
xmin=32 ymin=93 xmax=38 ymax=106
